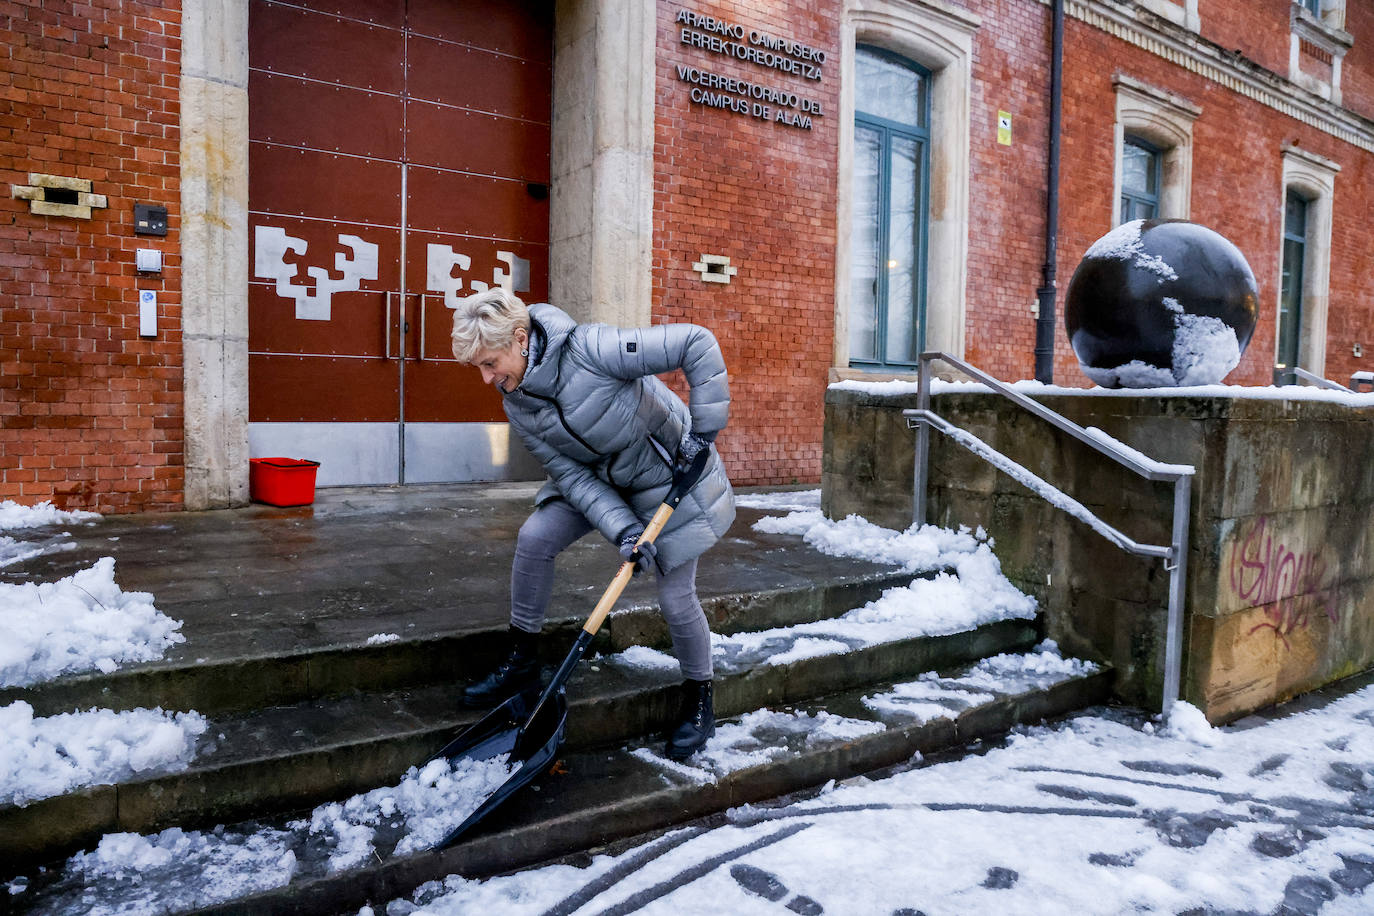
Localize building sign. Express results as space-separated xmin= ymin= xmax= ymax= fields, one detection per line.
xmin=675 ymin=8 xmax=826 ymax=132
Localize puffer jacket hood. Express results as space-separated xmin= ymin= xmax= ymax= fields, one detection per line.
xmin=501 ymin=303 xmax=734 ymax=573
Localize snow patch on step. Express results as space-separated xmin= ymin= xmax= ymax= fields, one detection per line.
xmin=632 ymin=709 xmax=884 ymax=782
xmin=1 ymin=702 xmax=208 ymax=806
xmin=863 ymin=641 xmax=1098 ymax=724
xmin=634 ymin=643 xmax=1095 ymax=782
xmin=24 ymin=753 xmax=514 ymax=914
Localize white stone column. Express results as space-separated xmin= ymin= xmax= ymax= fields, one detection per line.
xmin=179 ymin=0 xmax=250 ymax=508
xmin=550 ymin=0 xmax=656 ymax=327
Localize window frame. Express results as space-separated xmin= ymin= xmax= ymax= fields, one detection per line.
xmin=835 ymin=0 xmax=978 ymax=376
xmin=850 ymin=45 xmax=932 ymax=370
xmin=1277 ymin=189 xmax=1309 ymax=368
xmin=1120 ymin=135 xmax=1163 ymax=223
xmin=1276 ymin=145 xmax=1339 ymax=376
xmin=1111 ymin=76 xmax=1199 ymax=228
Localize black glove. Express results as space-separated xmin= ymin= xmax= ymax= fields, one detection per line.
xmin=618 ymin=528 xmax=659 ymax=576
xmin=675 ymin=430 xmax=715 ymax=473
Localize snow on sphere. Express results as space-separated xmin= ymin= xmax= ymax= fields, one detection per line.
xmin=1065 ymin=219 xmax=1258 ymax=388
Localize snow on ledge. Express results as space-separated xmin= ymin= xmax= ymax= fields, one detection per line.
xmin=830 ymin=377 xmax=1374 ymax=407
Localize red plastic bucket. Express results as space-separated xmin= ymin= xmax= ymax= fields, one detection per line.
xmin=249 ymin=457 xmax=321 ymax=507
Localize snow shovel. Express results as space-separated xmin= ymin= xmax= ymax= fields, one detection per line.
xmin=431 ymin=444 xmax=712 ymax=848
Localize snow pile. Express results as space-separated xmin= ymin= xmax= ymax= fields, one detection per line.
xmin=365 ymin=633 xmax=401 ymax=646
xmin=1162 ymin=700 xmax=1219 ymax=746
xmin=0 ymin=500 xmax=99 ymax=530
xmin=67 ymin=827 xmax=299 ymax=915
xmin=754 ymin=511 xmax=1006 ymax=578
xmin=0 ymin=702 xmax=207 ymax=806
xmin=0 ymin=557 xmax=186 ymax=687
xmin=715 ymin=516 xmax=1034 ymax=666
xmin=605 ymin=645 xmax=680 ymax=671
xmin=308 ymin=754 xmax=512 ymax=869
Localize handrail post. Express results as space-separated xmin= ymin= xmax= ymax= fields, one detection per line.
xmin=913 ymin=354 xmax=933 ymax=527
xmin=1162 ymin=474 xmax=1190 ymax=715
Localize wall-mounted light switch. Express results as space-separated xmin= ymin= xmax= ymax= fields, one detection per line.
xmin=136 ymin=248 xmax=162 ymax=273
xmin=139 ymin=290 xmax=157 ymax=338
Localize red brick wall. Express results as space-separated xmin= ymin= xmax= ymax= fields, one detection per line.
xmin=653 ymin=1 xmax=841 ymax=485
xmin=1341 ymin=1 xmax=1374 ymax=121
xmin=964 ymin=0 xmax=1056 ymax=380
xmin=1 ymin=0 xmax=183 ymax=512
xmin=1199 ymin=0 xmax=1292 ymax=79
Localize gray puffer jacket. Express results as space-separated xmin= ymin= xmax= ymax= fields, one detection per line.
xmin=502 ymin=303 xmax=735 ymax=573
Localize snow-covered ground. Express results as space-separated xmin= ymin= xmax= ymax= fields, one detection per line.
xmin=374 ymin=680 xmax=1374 ymax=915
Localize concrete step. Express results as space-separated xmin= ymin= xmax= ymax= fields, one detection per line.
xmin=0 ymin=567 xmax=916 ymax=719
xmin=14 ymin=653 xmax=1112 ymax=916
xmin=1 ymin=613 xmax=1032 ymax=868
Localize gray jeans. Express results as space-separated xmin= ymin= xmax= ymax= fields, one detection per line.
xmin=510 ymin=498 xmax=713 ymax=680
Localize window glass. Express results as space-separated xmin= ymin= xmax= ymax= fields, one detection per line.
xmin=855 ymin=48 xmax=926 ymax=127
xmin=1120 ymin=137 xmax=1160 ymax=222
xmin=885 ymin=135 xmax=920 ymax=364
xmin=1278 ymin=190 xmax=1308 ymax=368
xmin=849 ymin=126 xmax=883 ymax=363
xmin=850 ymin=46 xmax=929 ymax=369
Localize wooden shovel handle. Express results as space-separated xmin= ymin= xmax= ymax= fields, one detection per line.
xmin=581 ymin=501 xmax=674 ymax=636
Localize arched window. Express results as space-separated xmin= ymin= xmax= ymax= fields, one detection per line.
xmin=849 ymin=46 xmax=930 ymax=368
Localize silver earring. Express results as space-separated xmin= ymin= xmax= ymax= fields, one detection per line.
xmin=520 ymin=347 xmax=529 ymax=357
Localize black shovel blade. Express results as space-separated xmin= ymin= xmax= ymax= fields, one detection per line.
xmin=431 ymin=686 xmax=569 ymax=849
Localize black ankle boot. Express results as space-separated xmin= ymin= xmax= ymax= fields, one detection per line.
xmin=462 ymin=626 xmax=540 ymax=708
xmin=665 ymin=678 xmax=714 ymax=760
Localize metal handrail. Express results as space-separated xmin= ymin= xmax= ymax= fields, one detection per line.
xmin=1273 ymin=364 xmax=1353 ymax=392
xmin=902 ymin=351 xmax=1195 ymax=719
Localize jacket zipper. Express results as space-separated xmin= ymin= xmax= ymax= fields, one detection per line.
xmin=521 ymin=390 xmax=618 ymax=486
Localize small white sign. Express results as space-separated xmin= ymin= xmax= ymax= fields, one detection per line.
xmin=135 ymin=248 xmax=162 ymax=272
xmin=138 ymin=290 xmax=157 ymax=337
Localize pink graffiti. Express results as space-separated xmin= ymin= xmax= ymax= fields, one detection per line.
xmin=1228 ymin=517 xmax=1340 ymax=649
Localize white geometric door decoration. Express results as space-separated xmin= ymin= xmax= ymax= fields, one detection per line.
xmin=427 ymin=243 xmax=531 ymax=308
xmin=254 ymin=225 xmax=379 ymax=321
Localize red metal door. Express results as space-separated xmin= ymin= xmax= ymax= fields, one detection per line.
xmin=247 ymin=0 xmax=552 ymax=485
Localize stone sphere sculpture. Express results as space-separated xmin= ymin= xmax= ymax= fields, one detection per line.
xmin=1064 ymin=219 xmax=1259 ymax=388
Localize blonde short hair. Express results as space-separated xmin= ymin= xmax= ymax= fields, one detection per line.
xmin=450 ymin=288 xmax=530 ymax=363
